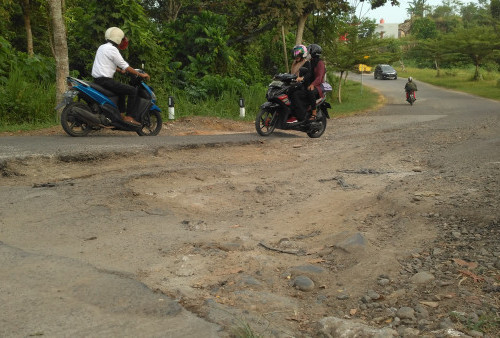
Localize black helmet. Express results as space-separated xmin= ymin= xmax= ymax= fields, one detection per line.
xmin=307 ymin=44 xmax=322 ymax=58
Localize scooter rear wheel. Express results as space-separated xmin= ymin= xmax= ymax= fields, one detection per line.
xmin=60 ymin=102 xmax=92 ymax=137
xmin=409 ymin=93 xmax=415 ymax=105
xmin=255 ymin=108 xmax=276 ymax=136
xmin=136 ymin=109 xmax=163 ymax=136
xmin=307 ymin=112 xmax=327 ymax=138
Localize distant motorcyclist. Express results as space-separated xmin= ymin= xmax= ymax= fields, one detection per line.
xmin=405 ymin=77 xmax=418 ymax=101
xmin=91 ymin=27 xmax=149 ymax=125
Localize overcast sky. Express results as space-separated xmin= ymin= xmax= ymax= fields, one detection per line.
xmin=362 ymin=0 xmax=482 ymax=24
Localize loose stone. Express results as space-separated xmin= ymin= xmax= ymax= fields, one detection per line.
xmin=293 ymin=275 xmax=315 ymax=292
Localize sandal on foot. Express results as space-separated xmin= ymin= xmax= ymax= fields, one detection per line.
xmin=123 ymin=116 xmax=141 ymax=125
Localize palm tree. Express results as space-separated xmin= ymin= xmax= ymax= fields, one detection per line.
xmin=407 ymin=0 xmax=431 ymax=18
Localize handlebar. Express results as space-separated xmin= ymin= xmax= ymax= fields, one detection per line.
xmin=273 ymin=73 xmax=297 ymax=83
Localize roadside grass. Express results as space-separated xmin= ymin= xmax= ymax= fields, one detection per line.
xmin=395 ymin=66 xmax=500 ymax=101
xmin=0 ymin=122 xmax=58 ymax=133
xmin=450 ymin=310 xmax=500 ymax=335
xmin=231 ymin=320 xmax=262 ymax=338
xmin=0 ymin=68 xmax=57 ymax=132
xmin=157 ymin=84 xmax=264 ymax=122
xmin=328 ymin=73 xmax=380 ymax=117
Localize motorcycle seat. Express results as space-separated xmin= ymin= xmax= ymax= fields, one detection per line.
xmin=88 ymin=82 xmax=118 ymax=98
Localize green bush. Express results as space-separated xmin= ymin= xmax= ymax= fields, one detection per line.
xmin=0 ymin=37 xmax=55 ymax=84
xmin=165 ymin=82 xmax=265 ymax=121
xmin=0 ymin=68 xmax=56 ymax=125
xmin=0 ymin=38 xmax=57 ymax=126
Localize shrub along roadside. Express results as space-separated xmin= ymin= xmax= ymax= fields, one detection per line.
xmin=0 ymin=68 xmax=57 ymax=127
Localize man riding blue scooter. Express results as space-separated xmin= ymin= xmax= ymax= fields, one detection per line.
xmin=57 ymin=27 xmax=162 ymax=137
xmin=91 ymin=27 xmax=150 ymax=125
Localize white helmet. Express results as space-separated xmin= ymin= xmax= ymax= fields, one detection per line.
xmin=105 ymin=27 xmax=117 ymax=40
xmin=105 ymin=27 xmax=125 ymax=45
xmin=408 ymin=77 xmax=413 ymax=82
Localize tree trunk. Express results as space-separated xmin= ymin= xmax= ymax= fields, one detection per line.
xmin=282 ymin=26 xmax=289 ymax=73
xmin=474 ymin=59 xmax=480 ymax=81
xmin=337 ymin=71 xmax=344 ymax=103
xmin=295 ymin=13 xmax=308 ymax=45
xmin=47 ymin=0 xmax=69 ymax=118
xmin=167 ymin=0 xmax=182 ymax=22
xmin=21 ymin=0 xmax=34 ymax=56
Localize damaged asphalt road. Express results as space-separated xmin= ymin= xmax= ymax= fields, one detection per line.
xmin=1 ymin=76 xmax=499 ymax=337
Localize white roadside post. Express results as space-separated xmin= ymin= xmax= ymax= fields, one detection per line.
xmin=168 ymin=96 xmax=175 ymax=120
xmin=239 ymin=98 xmax=245 ymax=118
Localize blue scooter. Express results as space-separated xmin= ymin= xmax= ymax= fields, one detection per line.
xmin=56 ymin=70 xmax=162 ymax=136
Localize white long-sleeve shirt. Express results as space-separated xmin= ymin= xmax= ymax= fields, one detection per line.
xmin=91 ymin=42 xmax=130 ymax=78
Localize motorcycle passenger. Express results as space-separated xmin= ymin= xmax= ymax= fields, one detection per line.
xmin=91 ymin=27 xmax=150 ymax=125
xmin=290 ymin=44 xmax=310 ymax=76
xmin=405 ymin=76 xmax=418 ymax=100
xmin=289 ymin=44 xmax=312 ymax=122
xmin=306 ymin=44 xmax=326 ymax=120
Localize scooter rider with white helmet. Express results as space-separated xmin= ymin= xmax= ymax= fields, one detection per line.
xmin=91 ymin=27 xmax=149 ymax=125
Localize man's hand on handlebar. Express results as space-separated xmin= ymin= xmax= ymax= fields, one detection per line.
xmin=125 ymin=66 xmax=150 ymax=80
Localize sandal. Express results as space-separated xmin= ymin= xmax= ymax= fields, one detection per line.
xmin=123 ymin=115 xmax=141 ymax=125
xmin=308 ymin=109 xmax=317 ymax=121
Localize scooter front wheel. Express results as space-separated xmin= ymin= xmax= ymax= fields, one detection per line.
xmin=136 ymin=109 xmax=163 ymax=136
xmin=255 ymin=108 xmax=277 ymax=136
xmin=60 ymin=102 xmax=92 ymax=137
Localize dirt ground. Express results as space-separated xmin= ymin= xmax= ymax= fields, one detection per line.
xmin=1 ymin=114 xmax=499 ymax=337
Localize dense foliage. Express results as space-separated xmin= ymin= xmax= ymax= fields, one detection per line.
xmin=0 ymin=0 xmax=499 ymax=128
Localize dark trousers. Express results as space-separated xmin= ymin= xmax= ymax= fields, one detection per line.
xmin=308 ymin=88 xmax=319 ymax=112
xmin=291 ymin=88 xmax=320 ymax=121
xmin=94 ymin=77 xmax=138 ymax=118
xmin=290 ymin=89 xmax=309 ymax=121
